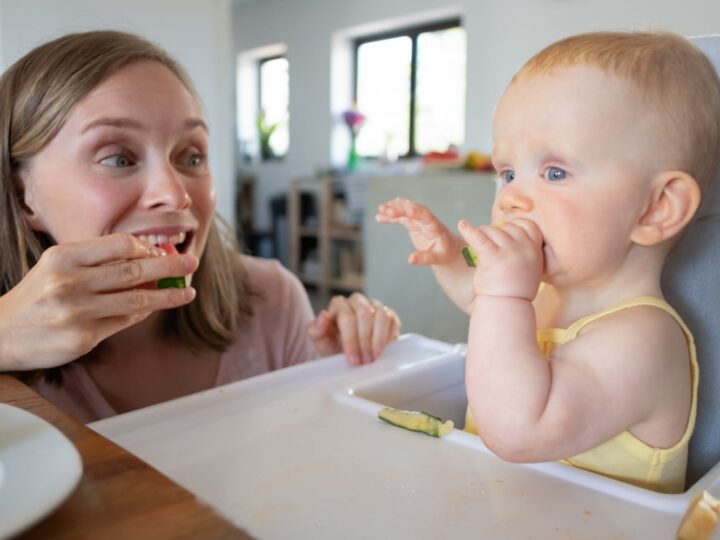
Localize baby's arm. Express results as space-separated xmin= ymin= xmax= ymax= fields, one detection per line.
xmin=459 ymin=220 xmax=691 ymax=462
xmin=375 ymin=198 xmax=475 ymax=312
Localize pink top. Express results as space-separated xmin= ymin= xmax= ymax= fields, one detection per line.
xmin=32 ymin=256 xmax=319 ymax=423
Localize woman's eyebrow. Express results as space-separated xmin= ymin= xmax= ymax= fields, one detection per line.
xmin=81 ymin=117 xmax=208 ymax=133
xmin=81 ymin=117 xmax=142 ymax=133
xmin=185 ymin=118 xmax=209 ymax=133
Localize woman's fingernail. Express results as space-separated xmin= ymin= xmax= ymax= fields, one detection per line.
xmin=182 ymin=287 xmax=196 ymax=301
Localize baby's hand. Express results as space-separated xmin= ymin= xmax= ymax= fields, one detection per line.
xmin=458 ymin=219 xmax=543 ymax=300
xmin=375 ymin=198 xmax=464 ymax=266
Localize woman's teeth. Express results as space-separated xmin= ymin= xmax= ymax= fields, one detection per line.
xmin=137 ymin=232 xmax=186 ymax=247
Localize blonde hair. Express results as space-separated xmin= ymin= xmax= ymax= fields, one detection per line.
xmin=0 ymin=31 xmax=255 ymax=382
xmin=514 ymin=31 xmax=720 ymax=193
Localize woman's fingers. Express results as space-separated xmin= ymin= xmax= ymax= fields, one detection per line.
xmin=33 ymin=235 xmax=198 ymax=293
xmin=83 ymin=286 xmax=197 ymax=318
xmin=370 ymin=299 xmax=400 ymax=359
xmin=328 ymin=293 xmax=364 ymax=365
xmin=325 ymin=293 xmax=400 ymax=365
xmin=81 ymin=252 xmax=198 ymax=292
xmin=52 ymin=233 xmax=161 ymax=268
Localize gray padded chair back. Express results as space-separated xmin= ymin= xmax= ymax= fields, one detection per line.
xmin=661 ymin=35 xmax=720 ymax=488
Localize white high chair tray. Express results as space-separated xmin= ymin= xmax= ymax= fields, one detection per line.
xmin=90 ymin=334 xmax=720 ymax=539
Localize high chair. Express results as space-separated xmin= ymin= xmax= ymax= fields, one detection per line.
xmin=662 ymin=34 xmax=720 ymax=488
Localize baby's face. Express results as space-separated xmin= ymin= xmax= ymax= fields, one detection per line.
xmin=19 ymin=60 xmax=215 ymax=285
xmin=490 ymin=64 xmax=671 ymax=286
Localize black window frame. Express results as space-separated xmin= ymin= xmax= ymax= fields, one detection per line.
xmin=352 ymin=17 xmax=462 ymax=158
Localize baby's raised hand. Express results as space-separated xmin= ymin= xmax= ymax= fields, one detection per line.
xmin=375 ymin=198 xmax=464 ymax=266
xmin=458 ymin=218 xmax=544 ymax=300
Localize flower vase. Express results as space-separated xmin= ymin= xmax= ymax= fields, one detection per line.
xmin=347 ymin=132 xmax=358 ymax=172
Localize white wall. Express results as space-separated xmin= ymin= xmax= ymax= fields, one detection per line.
xmin=0 ymin=0 xmax=236 ymax=223
xmin=233 ymin=0 xmax=720 ymax=230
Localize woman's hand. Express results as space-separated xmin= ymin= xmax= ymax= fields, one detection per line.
xmin=375 ymin=198 xmax=465 ymax=266
xmin=0 ymin=233 xmax=199 ymax=371
xmin=307 ymin=292 xmax=401 ymax=365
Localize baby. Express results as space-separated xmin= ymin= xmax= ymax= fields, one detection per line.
xmin=377 ymin=31 xmax=720 ymax=493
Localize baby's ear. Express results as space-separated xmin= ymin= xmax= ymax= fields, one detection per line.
xmin=14 ymin=169 xmax=48 ymax=232
xmin=631 ymin=170 xmax=701 ymax=246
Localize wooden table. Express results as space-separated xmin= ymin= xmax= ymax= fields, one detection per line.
xmin=0 ymin=374 xmax=249 ymax=539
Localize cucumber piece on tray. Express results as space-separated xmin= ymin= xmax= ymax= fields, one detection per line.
xmin=378 ymin=407 xmax=454 ymax=438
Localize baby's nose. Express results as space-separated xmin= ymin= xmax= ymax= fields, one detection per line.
xmin=497 ymin=184 xmax=534 ymax=213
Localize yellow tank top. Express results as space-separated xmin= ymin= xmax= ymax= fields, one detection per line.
xmin=464 ymin=296 xmax=698 ymax=493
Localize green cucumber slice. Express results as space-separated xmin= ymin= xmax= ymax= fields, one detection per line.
xmin=462 ymin=245 xmax=478 ymax=267
xmin=378 ymin=407 xmax=454 ymax=438
xmin=157 ymin=276 xmax=187 ymax=289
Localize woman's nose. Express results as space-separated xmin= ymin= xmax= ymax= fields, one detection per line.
xmin=141 ymin=164 xmax=192 ymax=210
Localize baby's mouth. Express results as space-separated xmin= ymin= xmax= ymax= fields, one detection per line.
xmin=136 ymin=232 xmax=192 ymax=254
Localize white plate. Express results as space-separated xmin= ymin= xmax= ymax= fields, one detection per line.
xmin=0 ymin=403 xmax=83 ymax=539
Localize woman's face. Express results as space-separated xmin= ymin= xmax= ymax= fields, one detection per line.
xmin=19 ymin=60 xmax=215 ymax=271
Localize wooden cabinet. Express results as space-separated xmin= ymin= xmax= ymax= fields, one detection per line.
xmin=288 ymin=176 xmax=364 ymax=302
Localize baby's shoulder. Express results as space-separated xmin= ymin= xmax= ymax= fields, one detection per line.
xmin=576 ymin=302 xmax=690 ymax=367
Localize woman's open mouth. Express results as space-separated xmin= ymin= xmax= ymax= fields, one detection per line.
xmin=137 ymin=231 xmax=193 ymax=254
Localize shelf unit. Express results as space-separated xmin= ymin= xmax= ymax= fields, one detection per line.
xmin=288 ymin=177 xmax=364 ymax=302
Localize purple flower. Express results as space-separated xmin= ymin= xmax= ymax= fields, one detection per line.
xmin=342 ymin=108 xmax=365 ymax=133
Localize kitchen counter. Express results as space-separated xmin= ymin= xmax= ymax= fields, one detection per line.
xmin=91 ymin=334 xmax=720 ymax=539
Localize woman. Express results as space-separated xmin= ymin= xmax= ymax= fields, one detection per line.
xmin=0 ymin=30 xmax=399 ymax=422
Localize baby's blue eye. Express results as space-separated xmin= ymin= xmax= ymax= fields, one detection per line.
xmin=544 ymin=167 xmax=566 ymax=181
xmin=501 ymin=170 xmax=515 ymax=183
xmin=100 ymin=154 xmax=134 ymax=168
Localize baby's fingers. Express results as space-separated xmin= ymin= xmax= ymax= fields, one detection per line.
xmin=457 ymin=220 xmax=501 ymax=253
xmin=504 ymin=219 xmax=544 ymax=247
xmin=408 ymin=247 xmax=445 ymax=265
xmin=377 ymin=198 xmax=433 ymax=223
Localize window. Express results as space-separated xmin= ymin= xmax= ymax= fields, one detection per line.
xmin=354 ymin=19 xmax=466 ymax=158
xmin=258 ymin=56 xmax=289 ymax=160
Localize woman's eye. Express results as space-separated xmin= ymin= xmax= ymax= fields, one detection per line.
xmin=99 ymin=154 xmax=134 ymax=168
xmin=180 ymin=152 xmax=207 ymax=169
xmin=501 ymin=170 xmax=515 ymax=183
xmin=544 ymin=167 xmax=567 ymax=181
xmin=187 ymin=154 xmax=204 ymax=167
